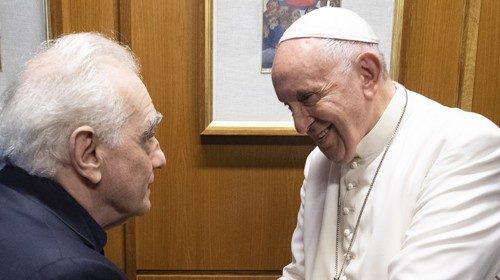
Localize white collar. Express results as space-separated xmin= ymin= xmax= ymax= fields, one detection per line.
xmin=356 ymin=83 xmax=406 ymax=159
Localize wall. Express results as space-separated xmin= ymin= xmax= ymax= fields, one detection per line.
xmin=0 ymin=0 xmax=47 ymax=93
xmin=399 ymin=0 xmax=499 ymax=125
xmin=472 ymin=0 xmax=500 ymax=124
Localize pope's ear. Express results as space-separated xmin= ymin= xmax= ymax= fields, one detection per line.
xmin=356 ymin=52 xmax=382 ymax=99
xmin=68 ymin=126 xmax=102 ymax=184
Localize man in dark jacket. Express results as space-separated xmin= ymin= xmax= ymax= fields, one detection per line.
xmin=0 ymin=32 xmax=166 ymax=279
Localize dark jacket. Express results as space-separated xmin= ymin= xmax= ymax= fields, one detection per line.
xmin=0 ymin=165 xmax=126 ymax=280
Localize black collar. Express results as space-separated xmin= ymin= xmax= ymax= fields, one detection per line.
xmin=0 ymin=165 xmax=107 ymax=253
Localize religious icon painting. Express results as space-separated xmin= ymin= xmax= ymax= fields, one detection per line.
xmin=261 ymin=0 xmax=341 ymax=72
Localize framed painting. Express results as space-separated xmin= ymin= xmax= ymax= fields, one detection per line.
xmin=261 ymin=0 xmax=341 ymax=73
xmin=44 ymin=0 xmax=53 ymax=40
xmin=202 ymin=0 xmax=405 ymax=136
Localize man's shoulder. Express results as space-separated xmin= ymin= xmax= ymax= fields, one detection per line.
xmin=406 ymin=91 xmax=499 ymax=145
xmin=28 ymin=257 xmax=126 ymax=280
xmin=0 ymin=181 xmax=118 ymax=280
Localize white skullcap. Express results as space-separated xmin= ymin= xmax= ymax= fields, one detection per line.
xmin=279 ymin=7 xmax=379 ymax=44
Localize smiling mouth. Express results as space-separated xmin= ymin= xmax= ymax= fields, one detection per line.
xmin=317 ymin=125 xmax=331 ymax=141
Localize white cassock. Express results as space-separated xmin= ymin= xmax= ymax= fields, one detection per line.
xmin=280 ymin=83 xmax=500 ymax=280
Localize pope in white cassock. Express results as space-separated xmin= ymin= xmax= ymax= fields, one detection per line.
xmin=271 ymin=7 xmax=500 ymax=280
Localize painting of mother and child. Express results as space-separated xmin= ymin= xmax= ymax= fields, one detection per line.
xmin=262 ymin=0 xmax=341 ymax=71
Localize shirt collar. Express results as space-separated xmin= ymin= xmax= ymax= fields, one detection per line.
xmin=356 ymin=82 xmax=406 ymax=159
xmin=0 ymin=165 xmax=107 ymax=253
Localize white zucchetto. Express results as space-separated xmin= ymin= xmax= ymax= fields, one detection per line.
xmin=279 ymin=7 xmax=379 ymax=44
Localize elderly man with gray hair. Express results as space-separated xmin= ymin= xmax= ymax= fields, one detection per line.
xmin=272 ymin=7 xmax=500 ymax=280
xmin=0 ymin=32 xmax=166 ymax=279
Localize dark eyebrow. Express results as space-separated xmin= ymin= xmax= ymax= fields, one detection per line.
xmin=141 ymin=111 xmax=163 ymax=141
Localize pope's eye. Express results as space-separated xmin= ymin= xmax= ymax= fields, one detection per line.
xmin=299 ymin=94 xmax=312 ymax=102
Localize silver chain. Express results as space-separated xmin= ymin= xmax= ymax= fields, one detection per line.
xmin=333 ymin=87 xmax=408 ymax=280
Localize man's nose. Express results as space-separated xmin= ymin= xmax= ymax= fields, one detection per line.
xmin=151 ymin=138 xmax=166 ymax=168
xmin=292 ymin=107 xmax=313 ymax=134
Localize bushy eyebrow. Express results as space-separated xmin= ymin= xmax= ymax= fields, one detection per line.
xmin=141 ymin=111 xmax=163 ymax=141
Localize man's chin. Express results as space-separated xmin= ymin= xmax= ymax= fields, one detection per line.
xmin=320 ymin=148 xmax=334 ymax=161
xmin=135 ymin=200 xmax=152 ymax=216
xmin=320 ymin=147 xmax=346 ymax=163
xmin=143 ymin=201 xmax=152 ymax=213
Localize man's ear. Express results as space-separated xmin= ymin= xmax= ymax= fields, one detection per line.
xmin=355 ymin=52 xmax=382 ymax=100
xmin=68 ymin=126 xmax=102 ymax=184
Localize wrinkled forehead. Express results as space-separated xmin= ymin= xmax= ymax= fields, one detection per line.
xmin=105 ymin=63 xmax=156 ymax=124
xmin=272 ymin=38 xmax=325 ymax=80
xmin=106 ymin=63 xmax=147 ymax=99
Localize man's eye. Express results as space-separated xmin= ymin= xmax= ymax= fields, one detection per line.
xmin=141 ymin=131 xmax=156 ymax=143
xmin=299 ymin=94 xmax=312 ymax=103
xmin=147 ymin=132 xmax=156 ymax=140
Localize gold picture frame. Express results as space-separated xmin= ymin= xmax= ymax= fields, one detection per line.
xmin=44 ymin=0 xmax=53 ymax=40
xmin=202 ymin=0 xmax=405 ymax=136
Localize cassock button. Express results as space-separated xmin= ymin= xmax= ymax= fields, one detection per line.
xmin=342 ymin=207 xmax=350 ymax=215
xmin=350 ymin=161 xmax=358 ymax=169
xmin=344 ymin=252 xmax=356 ymax=260
xmin=340 ymin=276 xmax=348 ymax=280
xmin=346 ymin=182 xmax=356 ymax=190
xmin=343 ymin=228 xmax=352 ymax=237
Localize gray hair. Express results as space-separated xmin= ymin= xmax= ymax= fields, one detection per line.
xmin=0 ymin=32 xmax=140 ymax=178
xmin=318 ymin=38 xmax=388 ymax=78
